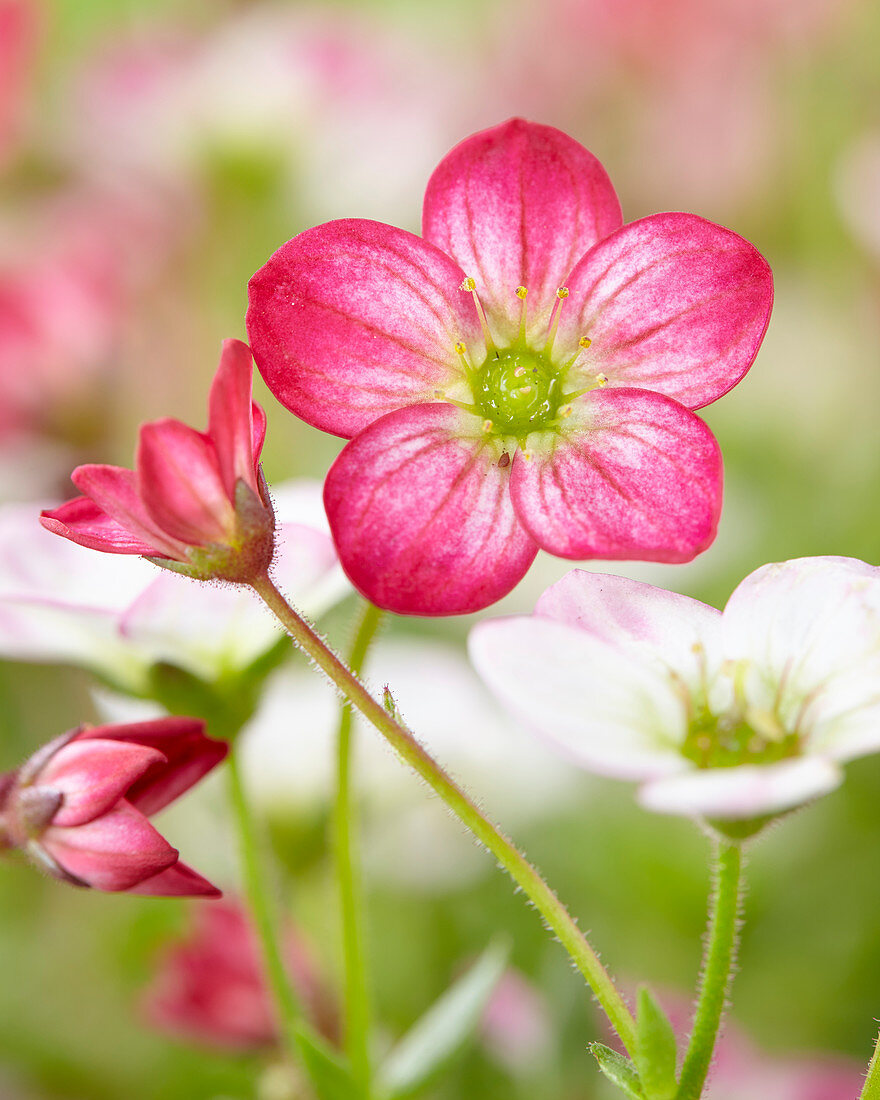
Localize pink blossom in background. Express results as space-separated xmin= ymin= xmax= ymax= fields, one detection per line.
xmin=471 ymin=557 xmax=880 ymax=821
xmin=0 ymin=480 xmax=347 ymax=688
xmin=0 ymin=0 xmax=39 ymax=166
xmin=0 ymin=185 xmax=184 ymax=442
xmin=248 ymin=118 xmax=772 ymax=616
xmin=142 ymin=898 xmax=336 ymax=1049
xmin=41 ymin=340 xmax=276 ymax=584
xmin=488 ymin=0 xmax=856 ymax=214
xmin=480 ymin=969 xmax=554 ymax=1074
xmin=0 ymin=718 xmax=226 ymax=895
xmin=69 ymin=4 xmax=462 ymax=224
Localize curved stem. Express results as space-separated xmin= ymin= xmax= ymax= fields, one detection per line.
xmin=336 ymin=601 xmax=383 ymax=1093
xmin=676 ymin=841 xmax=744 ymax=1100
xmin=860 ymin=1029 xmax=880 ymax=1099
xmin=227 ymin=749 xmax=304 ymax=1062
xmin=250 ymin=572 xmax=637 ymax=1056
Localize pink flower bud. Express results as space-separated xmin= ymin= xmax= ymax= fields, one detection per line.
xmin=0 ymin=717 xmax=227 ymax=896
xmin=142 ymin=898 xmax=337 ymax=1049
xmin=40 ymin=340 xmax=275 ymax=584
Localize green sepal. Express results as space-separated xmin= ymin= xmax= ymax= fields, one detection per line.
xmin=589 ymin=1043 xmax=645 ymax=1099
xmin=294 ymin=1024 xmax=365 ymax=1100
xmin=377 ymin=938 xmax=510 ymax=1099
xmin=635 ymin=986 xmax=678 ymax=1100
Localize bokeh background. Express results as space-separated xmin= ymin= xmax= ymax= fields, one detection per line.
xmin=2 ymin=0 xmax=880 ymax=1096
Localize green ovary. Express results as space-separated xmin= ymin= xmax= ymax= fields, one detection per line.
xmin=681 ymin=708 xmax=801 ymax=770
xmin=472 ymin=346 xmax=563 ymax=437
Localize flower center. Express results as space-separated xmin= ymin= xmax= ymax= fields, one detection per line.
xmin=681 ymin=707 xmax=801 ymax=770
xmin=473 ymin=346 xmax=563 ymax=437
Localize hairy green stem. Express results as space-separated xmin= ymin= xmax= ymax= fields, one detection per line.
xmin=336 ymin=601 xmax=383 ymax=1092
xmin=860 ymin=1028 xmax=880 ymax=1099
xmin=227 ymin=750 xmax=304 ymax=1064
xmin=676 ymin=841 xmax=744 ymax=1100
xmin=250 ymin=572 xmax=637 ymax=1055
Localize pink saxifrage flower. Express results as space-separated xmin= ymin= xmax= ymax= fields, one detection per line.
xmin=40 ymin=339 xmax=275 ymax=584
xmin=142 ymin=897 xmax=337 ymax=1049
xmin=470 ymin=558 xmax=880 ymax=826
xmin=0 ymin=717 xmax=227 ymax=895
xmin=247 ymin=118 xmax=773 ymax=616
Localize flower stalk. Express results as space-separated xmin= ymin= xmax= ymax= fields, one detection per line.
xmin=226 ymin=750 xmax=305 ymax=1066
xmin=675 ymin=841 xmax=744 ymax=1100
xmin=335 ymin=600 xmax=383 ymax=1092
xmin=250 ymin=571 xmax=637 ymax=1056
xmin=860 ymin=1031 xmax=880 ymax=1100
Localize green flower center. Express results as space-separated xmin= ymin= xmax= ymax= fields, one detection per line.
xmin=472 ymin=346 xmax=563 ymax=438
xmin=681 ymin=707 xmax=801 ymax=770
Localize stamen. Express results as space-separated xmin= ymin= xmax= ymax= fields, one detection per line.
xmin=565 ymin=334 xmax=594 ymax=370
xmin=544 ymin=287 xmax=569 ymax=357
xmin=498 ymin=452 xmax=511 ymax=468
xmin=454 ymin=340 xmax=472 ymax=371
xmin=595 ymin=373 xmax=609 ymax=387
xmin=461 ymin=276 xmax=497 ymax=356
xmin=520 ymin=448 xmax=534 ymax=462
xmin=433 ymin=389 xmax=481 ymax=415
xmin=515 ymin=285 xmax=528 ymax=341
xmin=558 ymin=404 xmax=572 ymax=418
xmin=482 ymin=419 xmax=494 ymax=433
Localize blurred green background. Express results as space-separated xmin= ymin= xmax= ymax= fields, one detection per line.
xmin=2 ymin=0 xmax=880 ymax=1096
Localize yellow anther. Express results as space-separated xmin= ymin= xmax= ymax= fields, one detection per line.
xmin=515 ymin=286 xmax=528 ymax=299
xmin=579 ymin=335 xmax=592 ymax=349
xmin=454 ymin=341 xmax=467 ymax=355
xmin=521 ymin=449 xmax=534 ymax=462
xmin=460 ymin=276 xmax=476 ymax=292
xmin=556 ymin=286 xmax=569 ymax=299
xmin=595 ymin=373 xmax=609 ymax=387
xmin=433 ymin=389 xmax=445 ymax=399
xmin=482 ymin=419 xmax=494 ymax=433
xmin=558 ymin=404 xmax=572 ymax=418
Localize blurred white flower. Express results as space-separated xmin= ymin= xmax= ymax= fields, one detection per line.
xmin=238 ymin=636 xmax=584 ymax=889
xmin=470 ymin=558 xmax=880 ymax=823
xmin=69 ymin=5 xmax=465 ymax=224
xmin=835 ymin=128 xmax=880 ymax=261
xmin=0 ymin=480 xmax=348 ymax=689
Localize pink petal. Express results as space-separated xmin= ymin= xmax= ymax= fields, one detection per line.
xmin=69 ymin=465 xmax=188 ymax=559
xmin=79 ymin=718 xmax=227 ymax=816
xmin=39 ymin=494 xmax=168 ymax=556
xmin=422 ymin=119 xmax=622 ymax=343
xmin=509 ymin=388 xmax=722 ymax=562
xmin=246 ymin=218 xmax=481 ymax=438
xmin=323 ymin=403 xmax=538 ymax=615
xmin=42 ymin=800 xmax=178 ymax=892
xmin=126 ymin=860 xmax=222 ymax=898
xmin=207 ymin=339 xmax=261 ymax=498
xmin=37 ymin=738 xmax=167 ymax=827
xmin=638 ymin=757 xmax=843 ymax=819
xmin=137 ymin=419 xmax=234 ymax=546
xmin=558 ymin=213 xmax=773 ymax=410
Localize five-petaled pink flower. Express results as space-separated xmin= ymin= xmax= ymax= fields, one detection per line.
xmin=40 ymin=339 xmax=274 ymax=584
xmin=0 ymin=717 xmax=227 ymax=895
xmin=247 ymin=118 xmax=773 ymax=615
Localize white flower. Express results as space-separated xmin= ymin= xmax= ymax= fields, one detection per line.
xmin=469 ymin=558 xmax=880 ymax=823
xmin=0 ymin=480 xmax=349 ymax=690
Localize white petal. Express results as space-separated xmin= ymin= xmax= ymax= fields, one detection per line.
xmin=722 ymin=557 xmax=880 ymax=756
xmin=536 ymin=569 xmax=722 ymax=697
xmin=469 ymin=616 xmax=689 ymax=780
xmin=638 ymin=757 xmax=843 ymax=819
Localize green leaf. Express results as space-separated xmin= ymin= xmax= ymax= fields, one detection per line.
xmin=589 ymin=1043 xmax=645 ymax=1099
xmin=295 ymin=1025 xmax=364 ymax=1100
xmin=378 ymin=938 xmax=510 ymax=1098
xmin=635 ymin=986 xmax=678 ymax=1100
